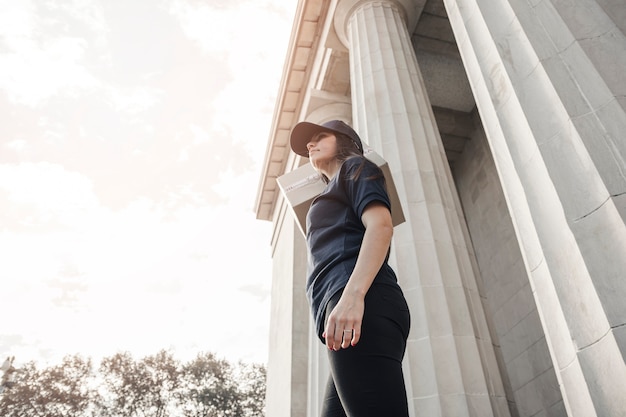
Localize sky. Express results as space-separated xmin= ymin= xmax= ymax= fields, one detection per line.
xmin=0 ymin=0 xmax=297 ymax=367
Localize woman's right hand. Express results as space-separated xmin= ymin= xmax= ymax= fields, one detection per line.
xmin=323 ymin=290 xmax=365 ymax=350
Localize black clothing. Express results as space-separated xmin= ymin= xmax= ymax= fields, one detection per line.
xmin=321 ymin=286 xmax=410 ymax=417
xmin=306 ymin=156 xmax=401 ymax=341
xmin=305 ymin=155 xmax=410 ymax=416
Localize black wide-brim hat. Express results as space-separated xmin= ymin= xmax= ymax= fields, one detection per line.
xmin=290 ymin=119 xmax=364 ymax=157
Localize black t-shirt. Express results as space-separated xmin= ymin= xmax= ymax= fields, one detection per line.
xmin=305 ymin=156 xmax=400 ymax=341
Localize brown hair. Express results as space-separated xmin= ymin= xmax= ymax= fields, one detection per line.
xmin=319 ymin=132 xmax=384 ymax=185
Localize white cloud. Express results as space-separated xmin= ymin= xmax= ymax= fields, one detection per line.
xmin=167 ymin=0 xmax=291 ymax=83
xmin=0 ymin=162 xmax=99 ymax=230
xmin=166 ymin=0 xmax=293 ymax=155
xmin=106 ymin=85 xmax=164 ymax=114
xmin=0 ymin=0 xmax=291 ymax=368
xmin=178 ymin=124 xmax=216 ymax=162
xmin=0 ymin=167 xmax=273 ymax=364
xmin=0 ymin=1 xmax=37 ymax=41
xmin=5 ymin=139 xmax=28 ymax=153
xmin=167 ymin=0 xmax=290 ymax=57
xmin=46 ymin=0 xmax=109 ymax=46
xmin=0 ymin=37 xmax=100 ymax=106
xmin=0 ymin=163 xmax=96 ymax=207
xmin=0 ymin=1 xmax=106 ymax=106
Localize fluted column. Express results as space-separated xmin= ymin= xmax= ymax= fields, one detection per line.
xmin=264 ymin=219 xmax=310 ymax=417
xmin=335 ymin=1 xmax=509 ymax=416
xmin=444 ymin=0 xmax=626 ymax=415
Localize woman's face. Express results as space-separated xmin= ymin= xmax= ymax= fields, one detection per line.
xmin=307 ymin=131 xmax=338 ymax=170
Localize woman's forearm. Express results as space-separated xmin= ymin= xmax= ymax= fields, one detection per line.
xmin=344 ymin=213 xmax=393 ymax=297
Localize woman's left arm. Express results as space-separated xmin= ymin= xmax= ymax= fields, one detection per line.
xmin=324 ymin=201 xmax=394 ymax=350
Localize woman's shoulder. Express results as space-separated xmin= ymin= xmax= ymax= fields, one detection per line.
xmin=341 ymin=155 xmax=379 ymax=170
xmin=340 ymin=155 xmax=383 ymax=180
xmin=341 ymin=155 xmax=367 ymax=169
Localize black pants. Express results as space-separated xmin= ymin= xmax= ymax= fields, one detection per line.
xmin=321 ymin=284 xmax=411 ymax=417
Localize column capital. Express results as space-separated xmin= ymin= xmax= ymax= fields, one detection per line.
xmin=333 ymin=0 xmax=422 ymax=49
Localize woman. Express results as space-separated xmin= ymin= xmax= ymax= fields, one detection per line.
xmin=290 ymin=120 xmax=411 ymax=417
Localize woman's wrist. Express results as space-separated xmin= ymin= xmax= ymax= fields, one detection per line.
xmin=343 ymin=283 xmax=368 ymax=299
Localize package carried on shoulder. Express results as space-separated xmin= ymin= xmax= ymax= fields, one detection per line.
xmin=277 ymin=148 xmax=405 ymax=237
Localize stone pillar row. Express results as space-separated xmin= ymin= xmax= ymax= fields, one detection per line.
xmin=444 ymin=0 xmax=626 ymax=415
xmin=334 ymin=1 xmax=510 ymax=416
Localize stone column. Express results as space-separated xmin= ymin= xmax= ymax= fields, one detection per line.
xmin=264 ymin=219 xmax=310 ymax=417
xmin=335 ymin=1 xmax=509 ymax=416
xmin=444 ymin=0 xmax=626 ymax=415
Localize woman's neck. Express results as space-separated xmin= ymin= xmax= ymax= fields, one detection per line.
xmin=317 ymin=159 xmax=341 ymax=181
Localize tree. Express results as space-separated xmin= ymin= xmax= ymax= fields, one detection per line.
xmin=235 ymin=362 xmax=266 ymax=417
xmin=0 ymin=351 xmax=267 ymax=417
xmin=176 ymin=352 xmax=241 ymax=417
xmin=98 ymin=350 xmax=180 ymax=417
xmin=0 ymin=355 xmax=96 ymax=417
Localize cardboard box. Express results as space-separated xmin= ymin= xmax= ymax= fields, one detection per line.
xmin=277 ymin=149 xmax=405 ymax=237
